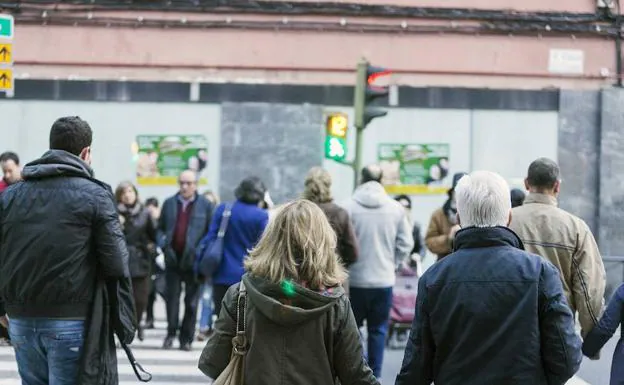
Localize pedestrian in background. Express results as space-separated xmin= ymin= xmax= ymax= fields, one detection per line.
xmin=0 ymin=151 xmax=21 ymax=194
xmin=158 ymin=169 xmax=213 ymax=351
xmin=116 ymin=181 xmax=157 ymax=342
xmin=0 ymin=151 xmax=19 ymax=346
xmin=199 ymin=200 xmax=379 ymax=385
xmin=510 ymin=158 xmax=606 ymax=341
xmin=396 ymin=171 xmax=582 ymax=385
xmin=197 ymin=190 xmax=220 ymax=341
xmin=203 ymin=177 xmax=268 ymax=317
xmin=342 ymin=165 xmax=414 ymax=378
xmin=424 ymin=172 xmax=467 ymax=261
xmin=144 ymin=196 xmax=163 ymax=330
xmin=395 ymin=194 xmax=425 ymax=276
xmin=302 ymin=167 xmax=359 ymax=289
xmin=510 ymin=188 xmax=526 ymax=208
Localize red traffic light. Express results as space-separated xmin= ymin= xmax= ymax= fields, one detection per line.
xmin=367 ymin=65 xmax=392 ymax=85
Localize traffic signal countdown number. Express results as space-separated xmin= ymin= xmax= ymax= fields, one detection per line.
xmin=324 ymin=113 xmax=348 ymax=162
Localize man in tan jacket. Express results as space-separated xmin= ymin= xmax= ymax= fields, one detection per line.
xmin=510 ymin=157 xmax=606 ymax=340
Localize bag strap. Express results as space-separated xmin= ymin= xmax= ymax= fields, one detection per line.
xmin=236 ymin=280 xmax=247 ymax=335
xmin=217 ymin=203 xmax=233 ymax=239
xmin=231 ymin=280 xmax=248 ymax=356
xmin=120 ymin=340 xmax=152 ymax=382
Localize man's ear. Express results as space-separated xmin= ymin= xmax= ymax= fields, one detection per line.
xmin=507 ymin=210 xmax=512 ymax=227
xmin=553 ymin=180 xmax=561 ymax=195
xmin=524 ymin=178 xmax=530 ymax=191
xmin=79 ymin=146 xmax=91 ymax=161
xmin=456 ymin=213 xmax=461 ymax=227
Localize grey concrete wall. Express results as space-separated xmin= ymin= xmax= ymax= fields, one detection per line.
xmin=219 ymin=102 xmax=324 ymax=204
xmin=598 ymin=89 xmax=624 ymax=256
xmin=557 ymin=90 xmax=601 ymax=236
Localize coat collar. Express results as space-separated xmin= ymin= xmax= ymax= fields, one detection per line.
xmin=523 ymin=192 xmax=557 ymax=206
xmin=454 ymin=226 xmax=524 ymax=251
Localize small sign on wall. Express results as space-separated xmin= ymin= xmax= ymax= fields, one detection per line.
xmin=133 ymin=135 xmax=209 ymax=186
xmin=548 ymin=49 xmax=584 ymax=75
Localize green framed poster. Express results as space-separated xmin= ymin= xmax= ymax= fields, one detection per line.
xmin=134 ymin=135 xmax=208 ymax=186
xmin=378 ymin=143 xmax=450 ymax=194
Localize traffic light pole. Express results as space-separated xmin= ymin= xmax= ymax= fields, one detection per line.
xmin=352 ymin=125 xmax=364 ymax=191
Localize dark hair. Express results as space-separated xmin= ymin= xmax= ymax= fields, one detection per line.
xmin=235 ymin=176 xmax=267 ymax=204
xmin=114 ymin=181 xmax=139 ymax=204
xmin=526 ymin=158 xmax=560 ymax=190
xmin=361 ymin=165 xmax=383 ymax=184
xmin=145 ymin=197 xmax=159 ymax=208
xmin=0 ymin=151 xmax=19 ymax=165
xmin=510 ymin=188 xmax=526 ymax=208
xmin=49 ymin=116 xmax=93 ymax=156
xmin=395 ymin=194 xmax=412 ymax=209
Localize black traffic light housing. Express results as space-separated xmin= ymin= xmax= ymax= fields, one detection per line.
xmin=354 ymin=58 xmax=392 ymax=129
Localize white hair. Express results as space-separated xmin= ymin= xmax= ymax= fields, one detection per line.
xmin=455 ymin=171 xmax=511 ymax=228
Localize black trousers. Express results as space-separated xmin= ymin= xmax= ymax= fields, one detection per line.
xmin=132 ymin=276 xmax=150 ymax=328
xmin=165 ymin=270 xmax=201 ymax=344
xmin=212 ymin=284 xmax=232 ymax=318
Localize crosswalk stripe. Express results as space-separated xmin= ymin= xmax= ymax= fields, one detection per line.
xmin=0 ymin=304 xmax=595 ymax=385
xmin=0 ymin=301 xmax=211 ymax=384
xmin=567 ymin=377 xmax=591 ymax=385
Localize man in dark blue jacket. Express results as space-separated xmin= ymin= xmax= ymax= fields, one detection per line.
xmin=158 ymin=170 xmax=213 ymax=351
xmin=396 ymin=171 xmax=582 ymax=385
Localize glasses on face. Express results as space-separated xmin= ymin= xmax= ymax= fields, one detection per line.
xmin=179 ymin=181 xmax=195 ymax=186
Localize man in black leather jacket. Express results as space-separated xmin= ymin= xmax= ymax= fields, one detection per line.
xmin=0 ymin=116 xmax=135 ymax=385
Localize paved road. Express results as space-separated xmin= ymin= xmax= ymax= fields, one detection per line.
xmin=0 ymin=299 xmax=616 ymax=384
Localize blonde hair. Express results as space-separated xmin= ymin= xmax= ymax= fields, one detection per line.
xmin=202 ymin=190 xmax=220 ymax=206
xmin=301 ymin=167 xmax=333 ymax=204
xmin=245 ymin=199 xmax=347 ymax=290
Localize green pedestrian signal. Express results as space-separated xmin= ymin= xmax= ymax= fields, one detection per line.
xmin=324 ymin=113 xmax=348 ymax=162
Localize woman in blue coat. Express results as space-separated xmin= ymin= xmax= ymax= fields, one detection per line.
xmin=583 ymin=283 xmax=624 ymax=385
xmin=204 ymin=177 xmax=269 ymax=317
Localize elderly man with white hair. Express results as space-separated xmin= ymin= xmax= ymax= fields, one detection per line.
xmin=396 ymin=171 xmax=582 ymax=385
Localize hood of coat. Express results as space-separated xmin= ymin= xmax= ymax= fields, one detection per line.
xmin=242 ymin=274 xmax=344 ymax=327
xmin=22 ymin=150 xmax=94 ymax=180
xmin=352 ymin=181 xmax=389 ymax=209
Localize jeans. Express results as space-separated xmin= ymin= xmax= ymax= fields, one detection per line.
xmin=350 ymin=286 xmax=393 ymax=378
xmin=199 ymin=283 xmax=214 ymax=330
xmin=9 ymin=318 xmax=85 ymax=385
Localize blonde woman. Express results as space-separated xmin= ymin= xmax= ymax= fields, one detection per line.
xmin=198 ymin=200 xmax=379 ymax=385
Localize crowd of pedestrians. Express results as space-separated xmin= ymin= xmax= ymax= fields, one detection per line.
xmin=0 ymin=115 xmax=623 ymax=385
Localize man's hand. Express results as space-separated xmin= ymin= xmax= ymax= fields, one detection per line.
xmin=0 ymin=315 xmax=8 ymax=329
xmin=449 ymin=224 xmax=461 ymax=239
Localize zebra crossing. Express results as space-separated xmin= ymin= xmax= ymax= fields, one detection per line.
xmin=0 ymin=302 xmax=208 ymax=384
xmin=0 ymin=302 xmax=596 ymax=385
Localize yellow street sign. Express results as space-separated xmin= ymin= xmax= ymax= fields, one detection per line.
xmin=0 ymin=68 xmax=13 ymax=91
xmin=0 ymin=43 xmax=11 ymax=65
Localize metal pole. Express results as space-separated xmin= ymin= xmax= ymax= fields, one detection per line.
xmin=352 ymin=125 xmax=363 ymax=191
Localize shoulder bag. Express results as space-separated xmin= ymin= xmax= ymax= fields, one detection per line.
xmin=198 ymin=203 xmax=233 ymax=277
xmin=213 ymin=281 xmax=248 ymax=385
